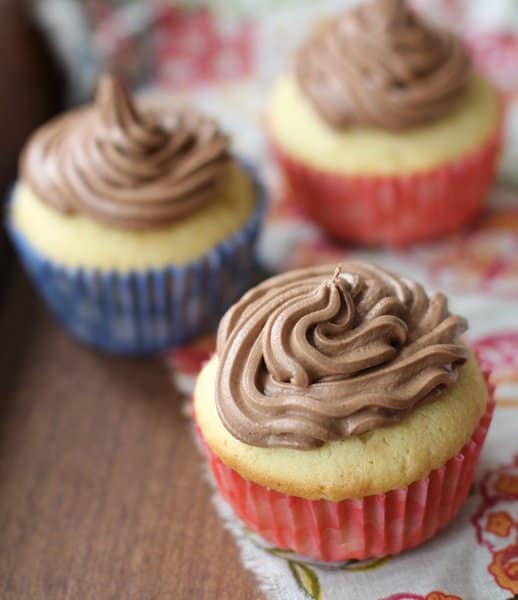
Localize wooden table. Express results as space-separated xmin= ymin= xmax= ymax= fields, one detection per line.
xmin=0 ymin=268 xmax=260 ymax=600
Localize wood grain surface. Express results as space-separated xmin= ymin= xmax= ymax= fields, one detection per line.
xmin=0 ymin=269 xmax=261 ymax=600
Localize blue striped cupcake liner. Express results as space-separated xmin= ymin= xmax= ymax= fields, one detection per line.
xmin=6 ymin=166 xmax=266 ymax=355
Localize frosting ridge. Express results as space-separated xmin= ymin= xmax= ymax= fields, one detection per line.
xmin=21 ymin=74 xmax=231 ymax=229
xmin=215 ymin=262 xmax=468 ymax=450
xmin=295 ymin=0 xmax=471 ymax=131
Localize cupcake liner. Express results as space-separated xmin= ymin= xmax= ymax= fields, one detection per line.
xmin=200 ymin=376 xmax=494 ymax=562
xmin=271 ymin=120 xmax=502 ymax=246
xmin=6 ymin=164 xmax=266 ymax=355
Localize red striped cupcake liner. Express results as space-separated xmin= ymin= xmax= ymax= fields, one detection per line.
xmin=271 ymin=120 xmax=502 ymax=247
xmin=200 ymin=373 xmax=495 ymax=562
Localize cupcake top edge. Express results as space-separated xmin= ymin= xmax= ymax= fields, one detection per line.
xmin=215 ymin=261 xmax=469 ymax=450
xmin=19 ymin=74 xmax=232 ymax=230
xmin=295 ymin=0 xmax=472 ymax=132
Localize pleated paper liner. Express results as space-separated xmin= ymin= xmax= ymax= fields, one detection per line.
xmin=200 ymin=374 xmax=494 ymax=562
xmin=271 ymin=120 xmax=502 ymax=247
xmin=6 ymin=165 xmax=266 ymax=355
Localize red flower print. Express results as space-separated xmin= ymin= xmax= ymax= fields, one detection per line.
xmin=488 ymin=545 xmax=518 ymax=595
xmin=153 ymin=6 xmax=254 ymax=89
xmin=495 ymin=474 xmax=518 ymax=498
xmin=486 ymin=512 xmax=514 ymax=537
xmin=166 ymin=334 xmax=216 ymax=375
xmin=473 ymin=331 xmax=518 ymax=384
xmin=422 ymin=208 xmax=518 ymax=298
xmin=472 ymin=454 xmax=518 ymax=594
xmin=467 ymin=33 xmax=518 ymax=91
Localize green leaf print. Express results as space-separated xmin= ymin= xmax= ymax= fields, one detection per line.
xmin=266 ymin=547 xmax=294 ymax=558
xmin=288 ymin=561 xmax=323 ymax=600
xmin=341 ymin=556 xmax=391 ymax=571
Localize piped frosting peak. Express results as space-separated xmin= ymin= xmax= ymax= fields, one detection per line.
xmin=21 ymin=74 xmax=231 ymax=229
xmin=215 ymin=262 xmax=468 ymax=450
xmin=296 ymin=0 xmax=471 ymax=131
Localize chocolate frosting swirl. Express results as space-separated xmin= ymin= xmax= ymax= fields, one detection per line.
xmin=215 ymin=262 xmax=468 ymax=450
xmin=296 ymin=0 xmax=471 ymax=131
xmin=21 ymin=75 xmax=231 ymax=229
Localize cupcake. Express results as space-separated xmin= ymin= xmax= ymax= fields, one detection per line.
xmin=195 ymin=262 xmax=494 ymax=562
xmin=7 ymin=75 xmax=265 ymax=354
xmin=267 ymin=0 xmax=502 ymax=246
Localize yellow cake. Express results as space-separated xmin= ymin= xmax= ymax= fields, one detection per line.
xmin=268 ymin=74 xmax=499 ymax=176
xmin=195 ymin=349 xmax=487 ymax=501
xmin=12 ymin=163 xmax=255 ymax=272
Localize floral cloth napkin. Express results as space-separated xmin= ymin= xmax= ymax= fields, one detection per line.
xmin=170 ymin=216 xmax=518 ymax=598
xmin=128 ymin=1 xmax=517 ymax=597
